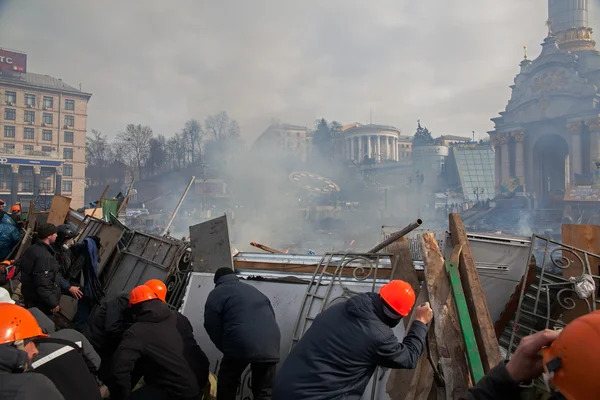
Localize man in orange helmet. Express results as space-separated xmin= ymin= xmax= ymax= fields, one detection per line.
xmin=0 ymin=303 xmax=65 ymax=400
xmin=273 ymin=279 xmax=432 ymax=400
xmin=108 ymin=285 xmax=200 ymax=400
xmin=145 ymin=279 xmax=210 ymax=393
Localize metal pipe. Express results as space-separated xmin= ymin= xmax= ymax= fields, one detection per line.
xmin=162 ymin=176 xmax=195 ymax=236
xmin=367 ymin=219 xmax=423 ymax=253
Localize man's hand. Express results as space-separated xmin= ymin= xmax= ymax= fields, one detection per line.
xmin=505 ymin=329 xmax=559 ymax=383
xmin=415 ymin=302 xmax=433 ymax=324
xmin=69 ymin=286 xmax=83 ymax=299
xmin=50 ymin=305 xmax=60 ymax=313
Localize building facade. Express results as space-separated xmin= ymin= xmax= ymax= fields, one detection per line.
xmin=254 ymin=123 xmax=310 ymax=162
xmin=0 ymin=48 xmax=91 ymax=209
xmin=490 ymin=0 xmax=600 ymax=207
xmin=334 ymin=123 xmax=406 ymax=164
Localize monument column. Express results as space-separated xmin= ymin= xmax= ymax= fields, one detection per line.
xmin=512 ymin=130 xmax=526 ymax=189
xmin=568 ymin=121 xmax=583 ymax=176
xmin=350 ymin=137 xmax=355 ymax=161
xmin=10 ymin=165 xmax=19 ymax=206
xmin=55 ymin=166 xmax=63 ymax=195
xmin=357 ymin=136 xmax=363 ymax=163
xmin=376 ymin=136 xmax=381 ymax=162
xmin=367 ymin=136 xmax=372 ymax=160
xmin=491 ymin=135 xmax=502 ymax=194
xmin=585 ymin=118 xmax=600 ymax=170
xmin=499 ymin=133 xmax=510 ymax=185
xmin=33 ymin=166 xmax=41 ymax=198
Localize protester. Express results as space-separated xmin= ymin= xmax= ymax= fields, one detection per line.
xmin=145 ymin=279 xmax=210 ymax=393
xmin=108 ymin=285 xmax=200 ymax=400
xmin=20 ymin=224 xmax=80 ymax=315
xmin=9 ymin=203 xmax=23 ymax=229
xmin=0 ymin=303 xmax=65 ymax=400
xmin=0 ymin=201 xmax=22 ymax=260
xmin=273 ymin=280 xmax=431 ymax=400
xmin=204 ymin=267 xmax=281 ymax=400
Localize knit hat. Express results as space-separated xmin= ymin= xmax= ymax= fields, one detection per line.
xmin=214 ymin=267 xmax=235 ymax=284
xmin=36 ymin=223 xmax=57 ymax=239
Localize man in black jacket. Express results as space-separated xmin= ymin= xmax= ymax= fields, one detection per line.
xmin=20 ymin=224 xmax=80 ymax=315
xmin=108 ymin=285 xmax=200 ymax=400
xmin=273 ymin=280 xmax=432 ymax=400
xmin=204 ymin=267 xmax=281 ymax=400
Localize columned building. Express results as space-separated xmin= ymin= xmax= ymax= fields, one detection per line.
xmin=335 ymin=124 xmax=403 ymax=164
xmin=490 ymin=0 xmax=600 ymax=206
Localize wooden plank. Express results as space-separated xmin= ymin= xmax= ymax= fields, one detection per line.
xmin=494 ymin=255 xmax=537 ymax=338
xmin=422 ymin=232 xmax=470 ymax=399
xmin=561 ymin=224 xmax=600 ymax=322
xmin=448 ymin=213 xmax=502 ymax=373
xmin=46 ymin=195 xmax=72 ymax=226
xmin=386 ymin=287 xmax=439 ymax=400
xmin=388 ymin=236 xmax=420 ymax=330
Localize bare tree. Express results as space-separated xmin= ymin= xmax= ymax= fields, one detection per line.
xmin=86 ymin=129 xmax=112 ymax=168
xmin=182 ymin=119 xmax=203 ymax=164
xmin=116 ymin=124 xmax=153 ymax=179
xmin=146 ymin=135 xmax=168 ymax=176
xmin=205 ymin=111 xmax=239 ymax=142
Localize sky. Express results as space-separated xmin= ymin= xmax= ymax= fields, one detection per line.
xmin=0 ymin=0 xmax=577 ymax=142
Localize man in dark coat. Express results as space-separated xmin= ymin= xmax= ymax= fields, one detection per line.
xmin=20 ymin=224 xmax=79 ymax=315
xmin=108 ymin=285 xmax=200 ymax=400
xmin=273 ymin=280 xmax=432 ymax=400
xmin=204 ymin=267 xmax=281 ymax=400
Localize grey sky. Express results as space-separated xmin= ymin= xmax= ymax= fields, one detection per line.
xmin=0 ymin=0 xmax=573 ymax=141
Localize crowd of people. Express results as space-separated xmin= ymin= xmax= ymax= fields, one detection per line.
xmin=0 ymin=218 xmax=595 ymax=399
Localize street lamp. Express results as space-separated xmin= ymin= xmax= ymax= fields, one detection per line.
xmin=473 ymin=186 xmax=485 ymax=202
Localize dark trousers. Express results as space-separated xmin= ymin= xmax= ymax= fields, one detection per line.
xmin=217 ymin=358 xmax=276 ymax=400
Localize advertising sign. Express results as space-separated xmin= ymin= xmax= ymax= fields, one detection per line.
xmin=0 ymin=48 xmax=27 ymax=73
xmin=0 ymin=157 xmax=61 ymax=167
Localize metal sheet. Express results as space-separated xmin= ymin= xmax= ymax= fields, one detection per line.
xmin=189 ymin=215 xmax=233 ymax=272
xmin=181 ymin=272 xmax=404 ymax=400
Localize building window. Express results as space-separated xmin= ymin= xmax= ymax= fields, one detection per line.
xmin=25 ymin=94 xmax=35 ymax=107
xmin=62 ymin=180 xmax=73 ymax=193
xmin=42 ymin=130 xmax=52 ymax=141
xmin=43 ymin=113 xmax=53 ymax=125
xmin=40 ymin=168 xmax=53 ymax=192
xmin=3 ymin=143 xmax=15 ymax=153
xmin=23 ymin=127 xmax=34 ymax=140
xmin=63 ymin=131 xmax=74 ymax=143
xmin=4 ymin=126 xmax=15 ymax=138
xmin=24 ymin=110 xmax=35 ymax=123
xmin=23 ymin=144 xmax=34 ymax=152
xmin=65 ymin=99 xmax=75 ymax=111
xmin=43 ymin=96 xmax=53 ymax=109
xmin=20 ymin=168 xmax=33 ymax=192
xmin=4 ymin=108 xmax=16 ymax=121
xmin=64 ymin=115 xmax=74 ymax=127
xmin=41 ymin=146 xmax=53 ymax=153
xmin=63 ymin=164 xmax=73 ymax=177
xmin=0 ymin=166 xmax=11 ymax=190
xmin=5 ymin=91 xmax=16 ymax=104
xmin=63 ymin=148 xmax=73 ymax=160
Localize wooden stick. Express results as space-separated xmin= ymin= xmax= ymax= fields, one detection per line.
xmin=117 ymin=178 xmax=136 ymax=216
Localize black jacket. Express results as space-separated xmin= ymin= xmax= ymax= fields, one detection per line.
xmin=31 ymin=338 xmax=101 ymax=400
xmin=20 ymin=240 xmax=65 ymax=313
xmin=273 ymin=292 xmax=428 ymax=400
xmin=0 ymin=345 xmax=65 ymax=400
xmin=204 ymin=274 xmax=281 ymax=361
xmin=108 ymin=299 xmax=200 ymax=400
xmin=50 ymin=242 xmax=72 ymax=282
xmin=176 ymin=311 xmax=210 ymax=389
xmin=84 ymin=292 xmax=131 ymax=361
xmin=465 ymin=362 xmax=566 ymax=400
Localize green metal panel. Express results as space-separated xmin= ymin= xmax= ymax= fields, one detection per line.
xmin=101 ymin=199 xmax=119 ymax=222
xmin=446 ymin=260 xmax=485 ymax=383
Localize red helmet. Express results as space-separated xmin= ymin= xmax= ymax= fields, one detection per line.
xmin=129 ymin=285 xmax=158 ymax=306
xmin=379 ymin=280 xmax=416 ymax=316
xmin=144 ymin=279 xmax=167 ymax=302
xmin=0 ymin=304 xmax=48 ymax=344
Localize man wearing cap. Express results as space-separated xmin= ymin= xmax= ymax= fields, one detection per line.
xmin=273 ymin=280 xmax=433 ymax=400
xmin=20 ymin=223 xmax=80 ymax=315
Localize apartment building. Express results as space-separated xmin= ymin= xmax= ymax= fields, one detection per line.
xmin=0 ymin=48 xmax=91 ymax=208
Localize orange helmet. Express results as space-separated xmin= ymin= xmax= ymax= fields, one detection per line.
xmin=0 ymin=303 xmax=48 ymax=344
xmin=10 ymin=205 xmax=20 ymax=213
xmin=542 ymin=311 xmax=600 ymax=399
xmin=144 ymin=279 xmax=167 ymax=302
xmin=379 ymin=280 xmax=416 ymax=316
xmin=129 ymin=285 xmax=158 ymax=306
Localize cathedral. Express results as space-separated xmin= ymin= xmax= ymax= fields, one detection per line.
xmin=490 ymin=0 xmax=600 ymax=208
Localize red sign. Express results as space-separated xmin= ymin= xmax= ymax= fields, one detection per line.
xmin=0 ymin=49 xmax=27 ymax=73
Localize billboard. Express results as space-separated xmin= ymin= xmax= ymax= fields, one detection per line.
xmin=0 ymin=49 xmax=27 ymax=73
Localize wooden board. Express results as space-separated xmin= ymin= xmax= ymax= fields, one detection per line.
xmin=449 ymin=213 xmax=502 ymax=373
xmin=84 ymin=208 xmax=103 ymax=218
xmin=388 ymin=236 xmax=421 ymax=329
xmin=561 ymin=224 xmax=600 ymax=322
xmin=189 ymin=215 xmax=233 ymax=272
xmin=46 ymin=195 xmax=72 ymax=226
xmin=421 ymin=232 xmax=470 ymax=399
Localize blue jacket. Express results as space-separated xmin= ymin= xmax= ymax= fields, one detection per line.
xmin=0 ymin=213 xmax=21 ymax=260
